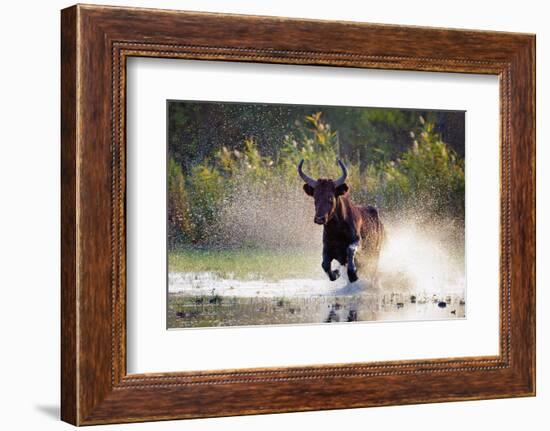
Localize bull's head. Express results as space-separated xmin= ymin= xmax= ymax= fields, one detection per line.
xmin=298 ymin=159 xmax=349 ymax=225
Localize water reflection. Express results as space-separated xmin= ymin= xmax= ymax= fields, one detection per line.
xmin=168 ymin=291 xmax=465 ymax=329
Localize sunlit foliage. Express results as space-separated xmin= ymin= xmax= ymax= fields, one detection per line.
xmin=167 ymin=111 xmax=464 ymax=249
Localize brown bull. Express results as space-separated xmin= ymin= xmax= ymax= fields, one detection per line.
xmin=299 ymin=159 xmax=384 ymax=283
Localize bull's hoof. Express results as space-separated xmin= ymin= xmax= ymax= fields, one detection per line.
xmin=347 ymin=270 xmax=359 ymax=283
xmin=328 ymin=269 xmax=341 ymax=281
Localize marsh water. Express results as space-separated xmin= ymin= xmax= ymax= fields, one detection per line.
xmin=167 ymin=272 xmax=465 ymax=329
xmin=167 ymin=222 xmax=466 ymax=329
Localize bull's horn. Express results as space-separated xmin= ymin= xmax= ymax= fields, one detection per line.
xmin=298 ymin=160 xmax=318 ymax=188
xmin=333 ymin=159 xmax=348 ymax=187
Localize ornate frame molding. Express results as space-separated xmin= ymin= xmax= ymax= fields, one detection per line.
xmin=61 ymin=5 xmax=535 ymax=425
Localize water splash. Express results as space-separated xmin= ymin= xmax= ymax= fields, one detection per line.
xmin=377 ymin=220 xmax=465 ymax=296
xmin=183 ymin=173 xmax=465 ymax=298
xmin=218 ymin=179 xmax=322 ymax=249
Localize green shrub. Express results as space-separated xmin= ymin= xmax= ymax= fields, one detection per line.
xmin=373 ymin=117 xmax=465 ymax=219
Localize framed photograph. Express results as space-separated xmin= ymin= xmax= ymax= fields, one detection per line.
xmin=61 ymin=4 xmax=535 ymax=425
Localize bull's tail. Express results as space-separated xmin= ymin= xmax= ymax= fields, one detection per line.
xmin=379 ymin=218 xmax=387 ymax=251
xmin=363 ymin=205 xmax=385 ymax=253
xmin=356 ymin=206 xmax=385 ymax=283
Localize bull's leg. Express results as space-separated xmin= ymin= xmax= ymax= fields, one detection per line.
xmin=322 ymin=248 xmax=340 ymax=281
xmin=347 ymin=237 xmax=360 ymax=283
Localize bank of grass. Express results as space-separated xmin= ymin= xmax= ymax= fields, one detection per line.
xmin=168 ymin=248 xmax=320 ymax=280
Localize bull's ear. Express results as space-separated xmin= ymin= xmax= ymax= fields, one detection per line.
xmin=303 ymin=184 xmax=315 ymax=196
xmin=335 ymin=183 xmax=349 ymax=196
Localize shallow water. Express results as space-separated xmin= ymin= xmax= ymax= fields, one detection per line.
xmin=167 ymin=272 xmax=465 ymax=328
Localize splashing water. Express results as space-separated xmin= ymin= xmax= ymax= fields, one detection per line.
xmin=217 ymin=180 xmax=323 ymax=249
xmin=182 ymin=173 xmax=465 ymax=298
xmin=168 ymin=216 xmax=465 ymax=328
xmin=216 ymin=179 xmax=465 ymax=297
xmin=377 ymin=221 xmax=465 ymax=296
xmin=169 ymin=172 xmax=466 ymax=329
